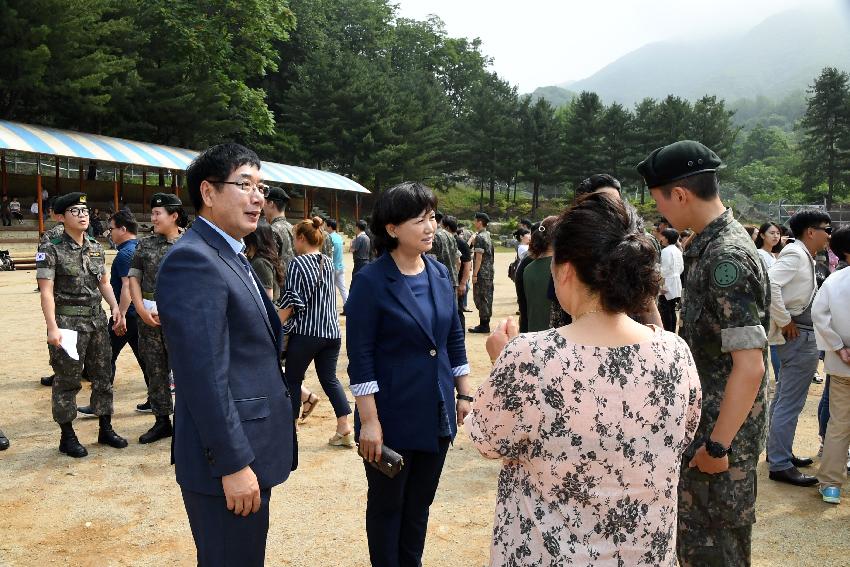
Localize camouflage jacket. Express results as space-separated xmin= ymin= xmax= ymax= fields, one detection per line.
xmin=269 ymin=216 xmax=295 ymax=278
xmin=473 ymin=229 xmax=495 ymax=282
xmin=428 ymin=227 xmax=459 ymax=286
xmin=321 ymin=228 xmax=334 ymax=258
xmin=128 ymin=231 xmax=183 ymax=296
xmin=36 ymin=231 xmax=107 ymax=331
xmin=40 ymin=222 xmax=65 ymax=244
xmin=680 ymin=208 xmax=770 ymax=463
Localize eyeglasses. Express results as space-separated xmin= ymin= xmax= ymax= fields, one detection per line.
xmin=812 ymin=226 xmax=832 ymax=235
xmin=212 ymin=180 xmax=270 ymax=198
xmin=66 ymin=207 xmax=90 ymax=217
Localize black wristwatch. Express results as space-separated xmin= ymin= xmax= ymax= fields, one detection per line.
xmin=456 ymin=394 xmax=474 ymax=402
xmin=704 ymin=438 xmax=731 ymax=458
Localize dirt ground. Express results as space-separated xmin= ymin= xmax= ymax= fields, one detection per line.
xmin=0 ymin=244 xmax=847 ymax=567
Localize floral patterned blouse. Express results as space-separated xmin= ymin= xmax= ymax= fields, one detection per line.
xmin=468 ymin=326 xmax=701 ymax=567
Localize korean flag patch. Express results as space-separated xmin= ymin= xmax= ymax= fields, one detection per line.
xmin=35 ymin=252 xmax=46 ymax=262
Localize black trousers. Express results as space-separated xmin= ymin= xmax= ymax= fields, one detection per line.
xmin=456 ymin=295 xmax=465 ymax=330
xmin=364 ymin=437 xmax=450 ymax=567
xmin=659 ymin=296 xmax=679 ymax=333
xmin=181 ymin=487 xmax=272 ymax=567
xmin=284 ymin=334 xmax=351 ymax=419
xmin=109 ymin=313 xmax=149 ymax=387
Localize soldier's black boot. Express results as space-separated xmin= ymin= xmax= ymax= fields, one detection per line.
xmin=468 ymin=318 xmax=490 ymax=334
xmin=0 ymin=429 xmax=9 ymax=451
xmin=97 ymin=415 xmax=128 ymax=449
xmin=139 ymin=415 xmax=173 ymax=444
xmin=59 ymin=422 xmax=88 ymax=458
xmin=40 ymin=375 xmax=55 ymax=387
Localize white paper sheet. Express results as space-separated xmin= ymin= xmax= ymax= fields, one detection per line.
xmin=143 ymin=299 xmax=158 ymax=315
xmin=59 ymin=329 xmax=79 ymax=361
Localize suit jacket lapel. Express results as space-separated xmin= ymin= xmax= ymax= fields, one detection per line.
xmin=382 ymin=254 xmax=437 ymax=347
xmin=191 ymin=222 xmax=276 ymax=343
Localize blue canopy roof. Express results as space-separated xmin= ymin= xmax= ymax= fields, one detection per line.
xmin=0 ymin=120 xmax=369 ymax=194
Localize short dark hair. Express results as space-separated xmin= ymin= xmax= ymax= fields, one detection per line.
xmin=442 ymin=215 xmax=458 ymax=233
xmin=266 ymin=195 xmax=288 ymax=212
xmin=186 ymin=143 xmax=262 ymax=212
xmin=326 ymin=219 xmax=337 ymax=230
xmin=830 ymin=226 xmax=850 ymax=258
xmin=355 ymin=219 xmax=368 ymax=231
xmin=370 ymin=182 xmax=437 ymax=254
xmin=661 ymin=228 xmax=679 ymax=245
xmin=435 ymin=211 xmax=444 ymax=223
xmin=529 ymin=217 xmax=558 ymax=257
xmin=512 ymin=227 xmax=530 ymax=239
xmin=520 ymin=218 xmax=533 ymax=229
xmin=655 ymin=218 xmax=669 ymax=229
xmin=657 ymin=171 xmax=719 ymax=200
xmin=789 ymin=209 xmax=831 ymax=239
xmin=552 ymin=192 xmax=660 ymax=314
xmin=576 ymin=173 xmax=622 ymax=197
xmin=110 ymin=210 xmax=138 ymax=234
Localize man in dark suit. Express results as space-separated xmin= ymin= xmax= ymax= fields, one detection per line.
xmin=156 ymin=143 xmax=296 ymax=567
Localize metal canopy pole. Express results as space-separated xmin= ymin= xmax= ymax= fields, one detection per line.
xmin=142 ymin=170 xmax=147 ymax=213
xmin=78 ymin=162 xmax=84 ymax=192
xmin=113 ymin=167 xmax=119 ymax=213
xmin=37 ymin=155 xmax=44 ymax=235
xmin=1 ymin=151 xmax=7 ymax=197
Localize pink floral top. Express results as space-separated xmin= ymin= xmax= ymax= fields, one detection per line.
xmin=468 ymin=327 xmax=701 ymax=566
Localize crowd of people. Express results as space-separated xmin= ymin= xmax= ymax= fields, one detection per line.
xmin=2 ymin=138 xmax=849 ymax=567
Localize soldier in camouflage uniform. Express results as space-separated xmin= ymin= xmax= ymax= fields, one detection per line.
xmin=128 ymin=193 xmax=185 ymax=444
xmin=263 ymin=186 xmax=295 ymax=280
xmin=640 ymin=141 xmax=770 ymax=567
xmin=38 ymin=216 xmax=67 ymax=386
xmin=429 ymin=211 xmax=459 ymax=289
xmin=36 ymin=192 xmax=128 ymax=458
xmin=469 ymin=212 xmax=495 ymax=333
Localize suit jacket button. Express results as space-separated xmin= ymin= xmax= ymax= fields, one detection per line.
xmin=429 ymin=349 xmax=436 ymax=357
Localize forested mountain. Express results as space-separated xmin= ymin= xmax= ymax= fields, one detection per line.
xmin=532 ymin=8 xmax=850 ymax=109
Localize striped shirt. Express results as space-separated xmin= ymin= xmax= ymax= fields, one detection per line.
xmin=278 ymin=253 xmax=340 ymax=339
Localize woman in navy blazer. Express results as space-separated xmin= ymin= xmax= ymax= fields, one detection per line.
xmin=346 ymin=182 xmax=471 ymax=567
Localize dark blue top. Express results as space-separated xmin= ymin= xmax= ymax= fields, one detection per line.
xmin=403 ymin=269 xmax=451 ymax=438
xmin=111 ymin=239 xmax=139 ymax=315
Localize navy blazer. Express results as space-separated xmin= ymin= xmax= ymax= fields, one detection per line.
xmin=346 ymin=253 xmax=469 ymax=452
xmin=157 ymin=219 xmax=296 ymax=496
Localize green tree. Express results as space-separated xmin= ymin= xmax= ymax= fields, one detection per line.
xmin=560 ymin=91 xmax=605 ymax=189
xmin=690 ymin=95 xmax=739 ymax=158
xmin=738 ymin=123 xmax=791 ymax=165
xmin=798 ymin=67 xmax=850 ymax=207
xmin=598 ymin=102 xmax=635 ymax=183
xmin=518 ymin=96 xmax=561 ymax=214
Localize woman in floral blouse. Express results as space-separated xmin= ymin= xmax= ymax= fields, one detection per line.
xmin=468 ymin=192 xmax=702 ymax=566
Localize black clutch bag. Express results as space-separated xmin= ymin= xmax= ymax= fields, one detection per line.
xmin=358 ymin=444 xmax=405 ymax=479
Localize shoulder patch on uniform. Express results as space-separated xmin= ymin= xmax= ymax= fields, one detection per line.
xmin=50 ymin=237 xmax=63 ymax=245
xmin=35 ymin=252 xmax=46 ymax=261
xmin=713 ymin=260 xmax=740 ymax=288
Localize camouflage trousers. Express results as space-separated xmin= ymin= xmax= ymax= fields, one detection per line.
xmin=677 ymin=458 xmax=757 ymax=567
xmin=49 ymin=327 xmax=113 ymax=424
xmin=139 ymin=321 xmax=173 ymax=416
xmin=473 ymin=278 xmax=494 ymax=321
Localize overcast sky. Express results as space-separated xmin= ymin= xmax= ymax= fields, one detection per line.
xmin=395 ymin=0 xmax=842 ymax=93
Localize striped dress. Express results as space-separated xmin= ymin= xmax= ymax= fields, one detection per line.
xmin=278 ymin=252 xmax=340 ymax=339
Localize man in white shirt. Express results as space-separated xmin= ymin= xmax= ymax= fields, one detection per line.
xmin=814 ymin=227 xmax=850 ymax=503
xmin=767 ymin=209 xmax=832 ymax=486
xmin=659 ymin=228 xmax=684 ymax=333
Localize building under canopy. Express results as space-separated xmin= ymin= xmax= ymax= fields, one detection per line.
xmin=0 ymin=120 xmax=369 ymax=233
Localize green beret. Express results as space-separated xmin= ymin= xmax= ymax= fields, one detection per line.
xmin=53 ymin=192 xmax=87 ymax=214
xmin=150 ymin=192 xmax=182 ymax=208
xmin=475 ymin=212 xmax=490 ymax=223
xmin=266 ymin=186 xmax=290 ymax=202
xmin=637 ymin=140 xmax=722 ymax=189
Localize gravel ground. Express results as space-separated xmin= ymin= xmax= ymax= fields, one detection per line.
xmin=0 ymin=243 xmax=846 ymax=566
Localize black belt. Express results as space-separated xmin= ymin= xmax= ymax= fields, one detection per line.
xmin=56 ymin=305 xmax=101 ymax=317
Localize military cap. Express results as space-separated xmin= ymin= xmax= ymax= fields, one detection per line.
xmin=474 ymin=212 xmax=490 ymax=223
xmin=53 ymin=192 xmax=87 ymax=215
xmin=266 ymin=186 xmax=290 ymax=202
xmin=637 ymin=140 xmax=722 ymax=189
xmin=150 ymin=192 xmax=182 ymax=208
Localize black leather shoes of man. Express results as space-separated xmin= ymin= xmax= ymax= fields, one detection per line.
xmin=0 ymin=430 xmax=9 ymax=451
xmin=768 ymin=466 xmax=818 ymax=486
xmin=468 ymin=325 xmax=490 ymax=334
xmin=139 ymin=416 xmax=173 ymax=444
xmin=59 ymin=433 xmax=88 ymax=458
xmin=791 ymin=455 xmax=814 ymax=468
